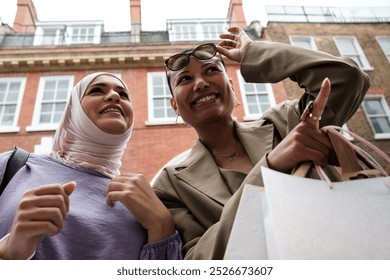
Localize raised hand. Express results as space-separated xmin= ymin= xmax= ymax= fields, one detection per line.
xmin=216 ymin=26 xmax=253 ymax=63
xmin=0 ymin=182 xmax=76 ymax=259
xmin=267 ymin=78 xmax=333 ymax=173
xmin=106 ymin=173 xmax=175 ymax=243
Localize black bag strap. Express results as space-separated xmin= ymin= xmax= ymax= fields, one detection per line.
xmin=0 ymin=146 xmax=30 ymax=196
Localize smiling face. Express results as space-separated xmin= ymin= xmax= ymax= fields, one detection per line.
xmin=81 ymin=75 xmax=133 ymax=134
xmin=168 ymin=56 xmax=235 ymax=126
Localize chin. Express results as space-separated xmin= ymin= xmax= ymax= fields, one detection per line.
xmin=98 ymin=122 xmax=129 ymax=134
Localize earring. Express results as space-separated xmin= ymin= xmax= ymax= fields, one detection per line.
xmin=234 ymin=96 xmax=241 ymax=107
xmin=175 ymin=113 xmax=187 ymax=126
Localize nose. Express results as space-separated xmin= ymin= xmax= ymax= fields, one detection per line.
xmin=193 ymin=75 xmax=209 ymax=92
xmin=104 ymin=90 xmax=120 ymax=103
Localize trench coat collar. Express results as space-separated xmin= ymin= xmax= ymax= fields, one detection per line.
xmin=172 ymin=119 xmax=274 ymax=205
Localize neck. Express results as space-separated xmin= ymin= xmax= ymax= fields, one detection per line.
xmin=197 ymin=119 xmax=238 ymax=159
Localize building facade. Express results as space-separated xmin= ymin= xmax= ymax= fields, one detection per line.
xmin=0 ymin=1 xmax=389 ymax=181
xmin=264 ymin=5 xmax=390 ymax=170
xmin=0 ymin=0 xmax=265 ymax=181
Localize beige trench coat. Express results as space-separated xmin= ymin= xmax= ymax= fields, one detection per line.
xmin=153 ymin=41 xmax=370 ymax=259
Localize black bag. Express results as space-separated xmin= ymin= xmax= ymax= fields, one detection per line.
xmin=0 ymin=146 xmax=30 ymax=196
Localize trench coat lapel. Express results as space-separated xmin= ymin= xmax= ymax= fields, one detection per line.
xmin=173 ymin=140 xmax=232 ymax=205
xmin=172 ymin=120 xmax=275 ymax=205
xmin=235 ymin=120 xmax=274 ymax=164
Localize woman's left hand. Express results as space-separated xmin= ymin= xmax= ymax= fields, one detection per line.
xmin=267 ymin=78 xmax=333 ymax=173
xmin=106 ymin=173 xmax=175 ymax=243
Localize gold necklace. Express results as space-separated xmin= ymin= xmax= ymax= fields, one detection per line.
xmin=212 ymin=138 xmax=239 ymax=160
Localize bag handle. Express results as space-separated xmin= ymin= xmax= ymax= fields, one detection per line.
xmin=293 ymin=126 xmax=390 ymax=188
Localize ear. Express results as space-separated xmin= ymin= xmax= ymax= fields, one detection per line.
xmin=170 ymin=97 xmax=178 ymax=112
xmin=229 ymin=78 xmax=235 ymax=92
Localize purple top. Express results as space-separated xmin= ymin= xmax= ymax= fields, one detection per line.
xmin=0 ymin=152 xmax=181 ymax=260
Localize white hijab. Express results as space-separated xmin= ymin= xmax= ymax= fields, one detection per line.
xmin=50 ymin=72 xmax=133 ymax=178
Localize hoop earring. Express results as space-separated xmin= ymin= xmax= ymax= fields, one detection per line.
xmin=175 ymin=113 xmax=187 ymax=126
xmin=234 ymin=96 xmax=241 ymax=107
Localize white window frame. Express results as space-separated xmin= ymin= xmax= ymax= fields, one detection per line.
xmin=333 ymin=36 xmax=373 ymax=70
xmin=26 ymin=75 xmax=74 ymax=132
xmin=237 ymin=70 xmax=276 ymax=121
xmin=145 ymin=72 xmax=178 ymax=126
xmin=33 ymin=25 xmax=66 ymax=46
xmin=362 ymin=95 xmax=390 ymax=140
xmin=33 ymin=21 xmax=102 ymax=46
xmin=167 ymin=19 xmax=229 ymax=42
xmin=289 ymin=35 xmax=318 ymax=50
xmin=67 ymin=25 xmax=102 ymax=44
xmin=0 ymin=77 xmax=26 ymax=133
xmin=376 ymin=36 xmax=390 ymax=64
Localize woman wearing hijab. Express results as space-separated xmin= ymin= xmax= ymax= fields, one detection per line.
xmin=0 ymin=72 xmax=181 ymax=260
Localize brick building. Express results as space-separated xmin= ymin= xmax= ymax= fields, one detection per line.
xmin=264 ymin=5 xmax=390 ymax=169
xmin=0 ymin=1 xmax=389 ymax=181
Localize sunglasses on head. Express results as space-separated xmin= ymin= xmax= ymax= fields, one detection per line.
xmin=164 ymin=43 xmax=218 ymax=71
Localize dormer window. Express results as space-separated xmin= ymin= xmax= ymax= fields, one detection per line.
xmin=33 ymin=21 xmax=103 ymax=46
xmin=167 ymin=19 xmax=229 ymax=41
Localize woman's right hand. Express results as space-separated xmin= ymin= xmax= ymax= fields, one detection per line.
xmin=0 ymin=182 xmax=75 ymax=259
xmin=216 ymin=26 xmax=253 ymax=63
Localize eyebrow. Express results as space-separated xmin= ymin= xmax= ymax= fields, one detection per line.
xmin=88 ymin=82 xmax=127 ymax=91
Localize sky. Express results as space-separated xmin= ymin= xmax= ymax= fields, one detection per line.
xmin=0 ymin=0 xmax=389 ymax=32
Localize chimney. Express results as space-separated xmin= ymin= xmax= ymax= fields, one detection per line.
xmin=130 ymin=0 xmax=141 ymax=42
xmin=227 ymin=0 xmax=247 ymax=28
xmin=13 ymin=0 xmax=38 ymax=33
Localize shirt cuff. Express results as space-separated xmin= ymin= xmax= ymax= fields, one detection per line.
xmin=0 ymin=233 xmax=35 ymax=260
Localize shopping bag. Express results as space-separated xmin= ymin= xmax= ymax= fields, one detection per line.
xmin=224 ymin=184 xmax=267 ymax=260
xmin=261 ymin=166 xmax=390 ymax=259
xmin=261 ymin=125 xmax=390 ymax=259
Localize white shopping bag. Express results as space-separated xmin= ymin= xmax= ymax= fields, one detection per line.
xmin=224 ymin=184 xmax=267 ymax=260
xmin=261 ymin=166 xmax=390 ymax=260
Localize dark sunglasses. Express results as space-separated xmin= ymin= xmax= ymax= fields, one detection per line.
xmin=164 ymin=43 xmax=217 ymax=71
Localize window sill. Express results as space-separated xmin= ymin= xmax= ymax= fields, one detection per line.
xmin=145 ymin=118 xmax=184 ymax=126
xmin=0 ymin=127 xmax=20 ymax=133
xmin=26 ymin=125 xmax=58 ymax=132
xmin=373 ymin=133 xmax=390 ymax=140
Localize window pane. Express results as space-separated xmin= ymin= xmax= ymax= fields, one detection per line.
xmin=40 ymin=113 xmax=51 ymax=123
xmin=153 ymin=99 xmax=164 ymax=107
xmin=363 ymin=100 xmax=385 ymax=115
xmin=4 ymin=105 xmax=16 ymax=114
xmin=154 ymin=108 xmax=164 ymax=118
xmin=55 ymin=102 xmax=66 ymax=113
xmin=43 ymin=81 xmax=56 ymax=100
xmin=248 ymin=104 xmax=260 ymax=114
xmin=41 ymin=103 xmax=53 ymax=112
xmin=337 ymin=38 xmax=357 ymax=54
xmin=371 ymin=117 xmax=390 ymax=133
xmin=153 ymin=86 xmax=164 ymax=96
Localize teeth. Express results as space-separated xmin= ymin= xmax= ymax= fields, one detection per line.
xmin=102 ymin=108 xmax=121 ymax=114
xmin=195 ymin=94 xmax=217 ymax=105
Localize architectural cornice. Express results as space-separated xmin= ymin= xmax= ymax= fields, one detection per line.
xmin=0 ymin=47 xmax=177 ymax=72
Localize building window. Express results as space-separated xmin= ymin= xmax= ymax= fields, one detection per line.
xmin=237 ymin=71 xmax=275 ymax=121
xmin=146 ymin=72 xmax=176 ymax=125
xmin=70 ymin=26 xmax=98 ymax=44
xmin=362 ymin=96 xmax=390 ymax=139
xmin=0 ymin=77 xmax=26 ymax=133
xmin=290 ymin=36 xmax=317 ymax=50
xmin=333 ymin=36 xmax=372 ymax=70
xmin=167 ymin=19 xmax=229 ymax=41
xmin=27 ymin=76 xmax=73 ymax=132
xmin=376 ymin=36 xmax=390 ymax=64
xmin=33 ymin=22 xmax=102 ymax=46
